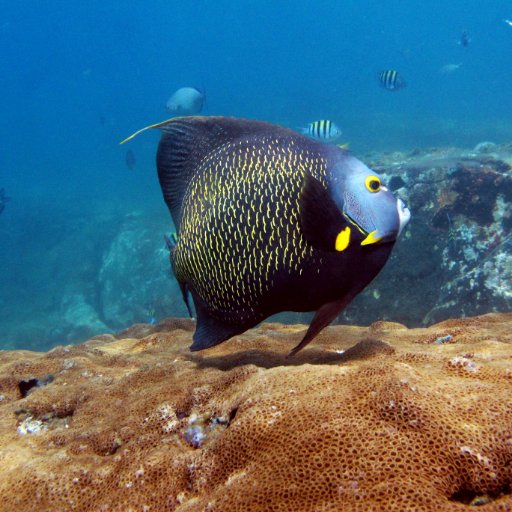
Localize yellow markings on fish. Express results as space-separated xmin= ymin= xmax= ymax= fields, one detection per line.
xmin=119 ymin=119 xmax=172 ymax=144
xmin=335 ymin=226 xmax=351 ymax=252
xmin=171 ymin=135 xmax=331 ymax=316
xmin=365 ymin=175 xmax=381 ymax=193
xmin=361 ymin=230 xmax=382 ymax=246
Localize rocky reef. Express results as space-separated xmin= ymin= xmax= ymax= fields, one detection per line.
xmin=0 ymin=314 xmax=511 ymax=511
xmin=352 ymin=141 xmax=512 ymax=326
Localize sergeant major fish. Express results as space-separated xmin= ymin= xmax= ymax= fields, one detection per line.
xmin=121 ymin=116 xmax=410 ymax=355
xmin=379 ymin=69 xmax=406 ymax=91
xmin=300 ymin=120 xmax=342 ymax=142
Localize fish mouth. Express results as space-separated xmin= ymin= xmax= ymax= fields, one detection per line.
xmin=342 ymin=212 xmax=386 ymax=246
xmin=342 ymin=212 xmax=369 ymax=236
xmin=397 ymin=198 xmax=411 ymax=236
xmin=342 ymin=197 xmax=410 ymax=246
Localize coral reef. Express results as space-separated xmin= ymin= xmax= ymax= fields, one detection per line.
xmin=0 ymin=314 xmax=511 ymax=511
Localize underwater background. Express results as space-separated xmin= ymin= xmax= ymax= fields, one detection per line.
xmin=1 ymin=0 xmax=512 ymax=351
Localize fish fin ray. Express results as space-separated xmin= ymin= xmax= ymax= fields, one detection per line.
xmin=299 ymin=173 xmax=348 ymax=252
xmin=180 ymin=282 xmax=194 ymax=318
xmin=163 ymin=234 xmax=193 ymax=318
xmin=288 ymin=297 xmax=353 ymax=356
xmin=119 ymin=118 xmax=177 ymax=144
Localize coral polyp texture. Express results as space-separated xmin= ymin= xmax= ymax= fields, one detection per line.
xmin=0 ymin=314 xmax=511 ymax=511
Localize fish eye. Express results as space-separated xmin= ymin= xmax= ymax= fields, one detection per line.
xmin=365 ymin=175 xmax=381 ymax=193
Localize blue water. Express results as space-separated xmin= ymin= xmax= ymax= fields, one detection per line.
xmin=1 ymin=0 xmax=512 ymax=350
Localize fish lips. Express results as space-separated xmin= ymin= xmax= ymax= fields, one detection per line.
xmin=343 ymin=198 xmax=410 ymax=246
xmin=396 ymin=198 xmax=411 ymax=236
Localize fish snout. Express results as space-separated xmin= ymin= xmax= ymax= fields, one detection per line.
xmin=397 ymin=198 xmax=410 ymax=236
xmin=359 ymin=196 xmax=410 ymax=246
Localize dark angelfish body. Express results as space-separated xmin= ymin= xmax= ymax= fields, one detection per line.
xmin=122 ymin=116 xmax=410 ymax=354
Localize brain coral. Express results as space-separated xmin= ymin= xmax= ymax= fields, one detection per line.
xmin=0 ymin=314 xmax=511 ymax=511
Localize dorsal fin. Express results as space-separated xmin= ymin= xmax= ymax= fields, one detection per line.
xmin=154 ymin=116 xmax=297 ymax=229
xmin=122 ymin=116 xmax=301 ymax=228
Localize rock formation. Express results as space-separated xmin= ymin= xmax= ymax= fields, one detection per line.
xmin=0 ymin=314 xmax=511 ymax=511
xmin=356 ymin=142 xmax=512 ymax=326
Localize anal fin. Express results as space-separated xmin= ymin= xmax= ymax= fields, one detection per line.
xmin=288 ymin=295 xmax=354 ymax=356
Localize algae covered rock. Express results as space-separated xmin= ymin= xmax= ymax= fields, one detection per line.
xmin=97 ymin=211 xmax=188 ymax=329
xmin=341 ymin=144 xmax=512 ymax=326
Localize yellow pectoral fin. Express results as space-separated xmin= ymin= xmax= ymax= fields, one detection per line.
xmin=335 ymin=227 xmax=351 ymax=252
xmin=361 ymin=230 xmax=382 ymax=246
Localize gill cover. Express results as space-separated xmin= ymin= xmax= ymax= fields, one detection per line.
xmin=299 ymin=173 xmax=352 ymax=252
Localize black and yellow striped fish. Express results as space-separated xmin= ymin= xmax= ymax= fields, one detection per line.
xmin=300 ymin=120 xmax=342 ymax=141
xmin=379 ymin=69 xmax=406 ymax=91
xmin=121 ymin=116 xmax=410 ymax=354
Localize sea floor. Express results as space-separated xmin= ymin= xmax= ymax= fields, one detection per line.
xmin=0 ymin=313 xmax=511 ymax=511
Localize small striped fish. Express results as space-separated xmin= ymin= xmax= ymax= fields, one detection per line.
xmin=300 ymin=120 xmax=342 ymax=142
xmin=379 ymin=69 xmax=406 ymax=91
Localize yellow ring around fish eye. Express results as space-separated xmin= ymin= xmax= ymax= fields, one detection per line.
xmin=365 ymin=175 xmax=381 ymax=193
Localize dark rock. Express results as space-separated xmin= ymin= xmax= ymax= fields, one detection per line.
xmin=344 ymin=146 xmax=512 ymax=327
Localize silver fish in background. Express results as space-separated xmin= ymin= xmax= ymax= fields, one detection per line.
xmin=125 ymin=149 xmax=136 ymax=170
xmin=165 ymin=87 xmax=204 ymax=115
xmin=379 ymin=69 xmax=406 ymax=91
xmin=301 ymin=120 xmax=342 ymax=142
xmin=440 ymin=63 xmax=462 ymax=74
xmin=0 ymin=188 xmax=11 ymax=215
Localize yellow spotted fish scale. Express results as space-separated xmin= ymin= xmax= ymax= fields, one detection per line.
xmin=173 ymin=135 xmax=328 ymax=323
